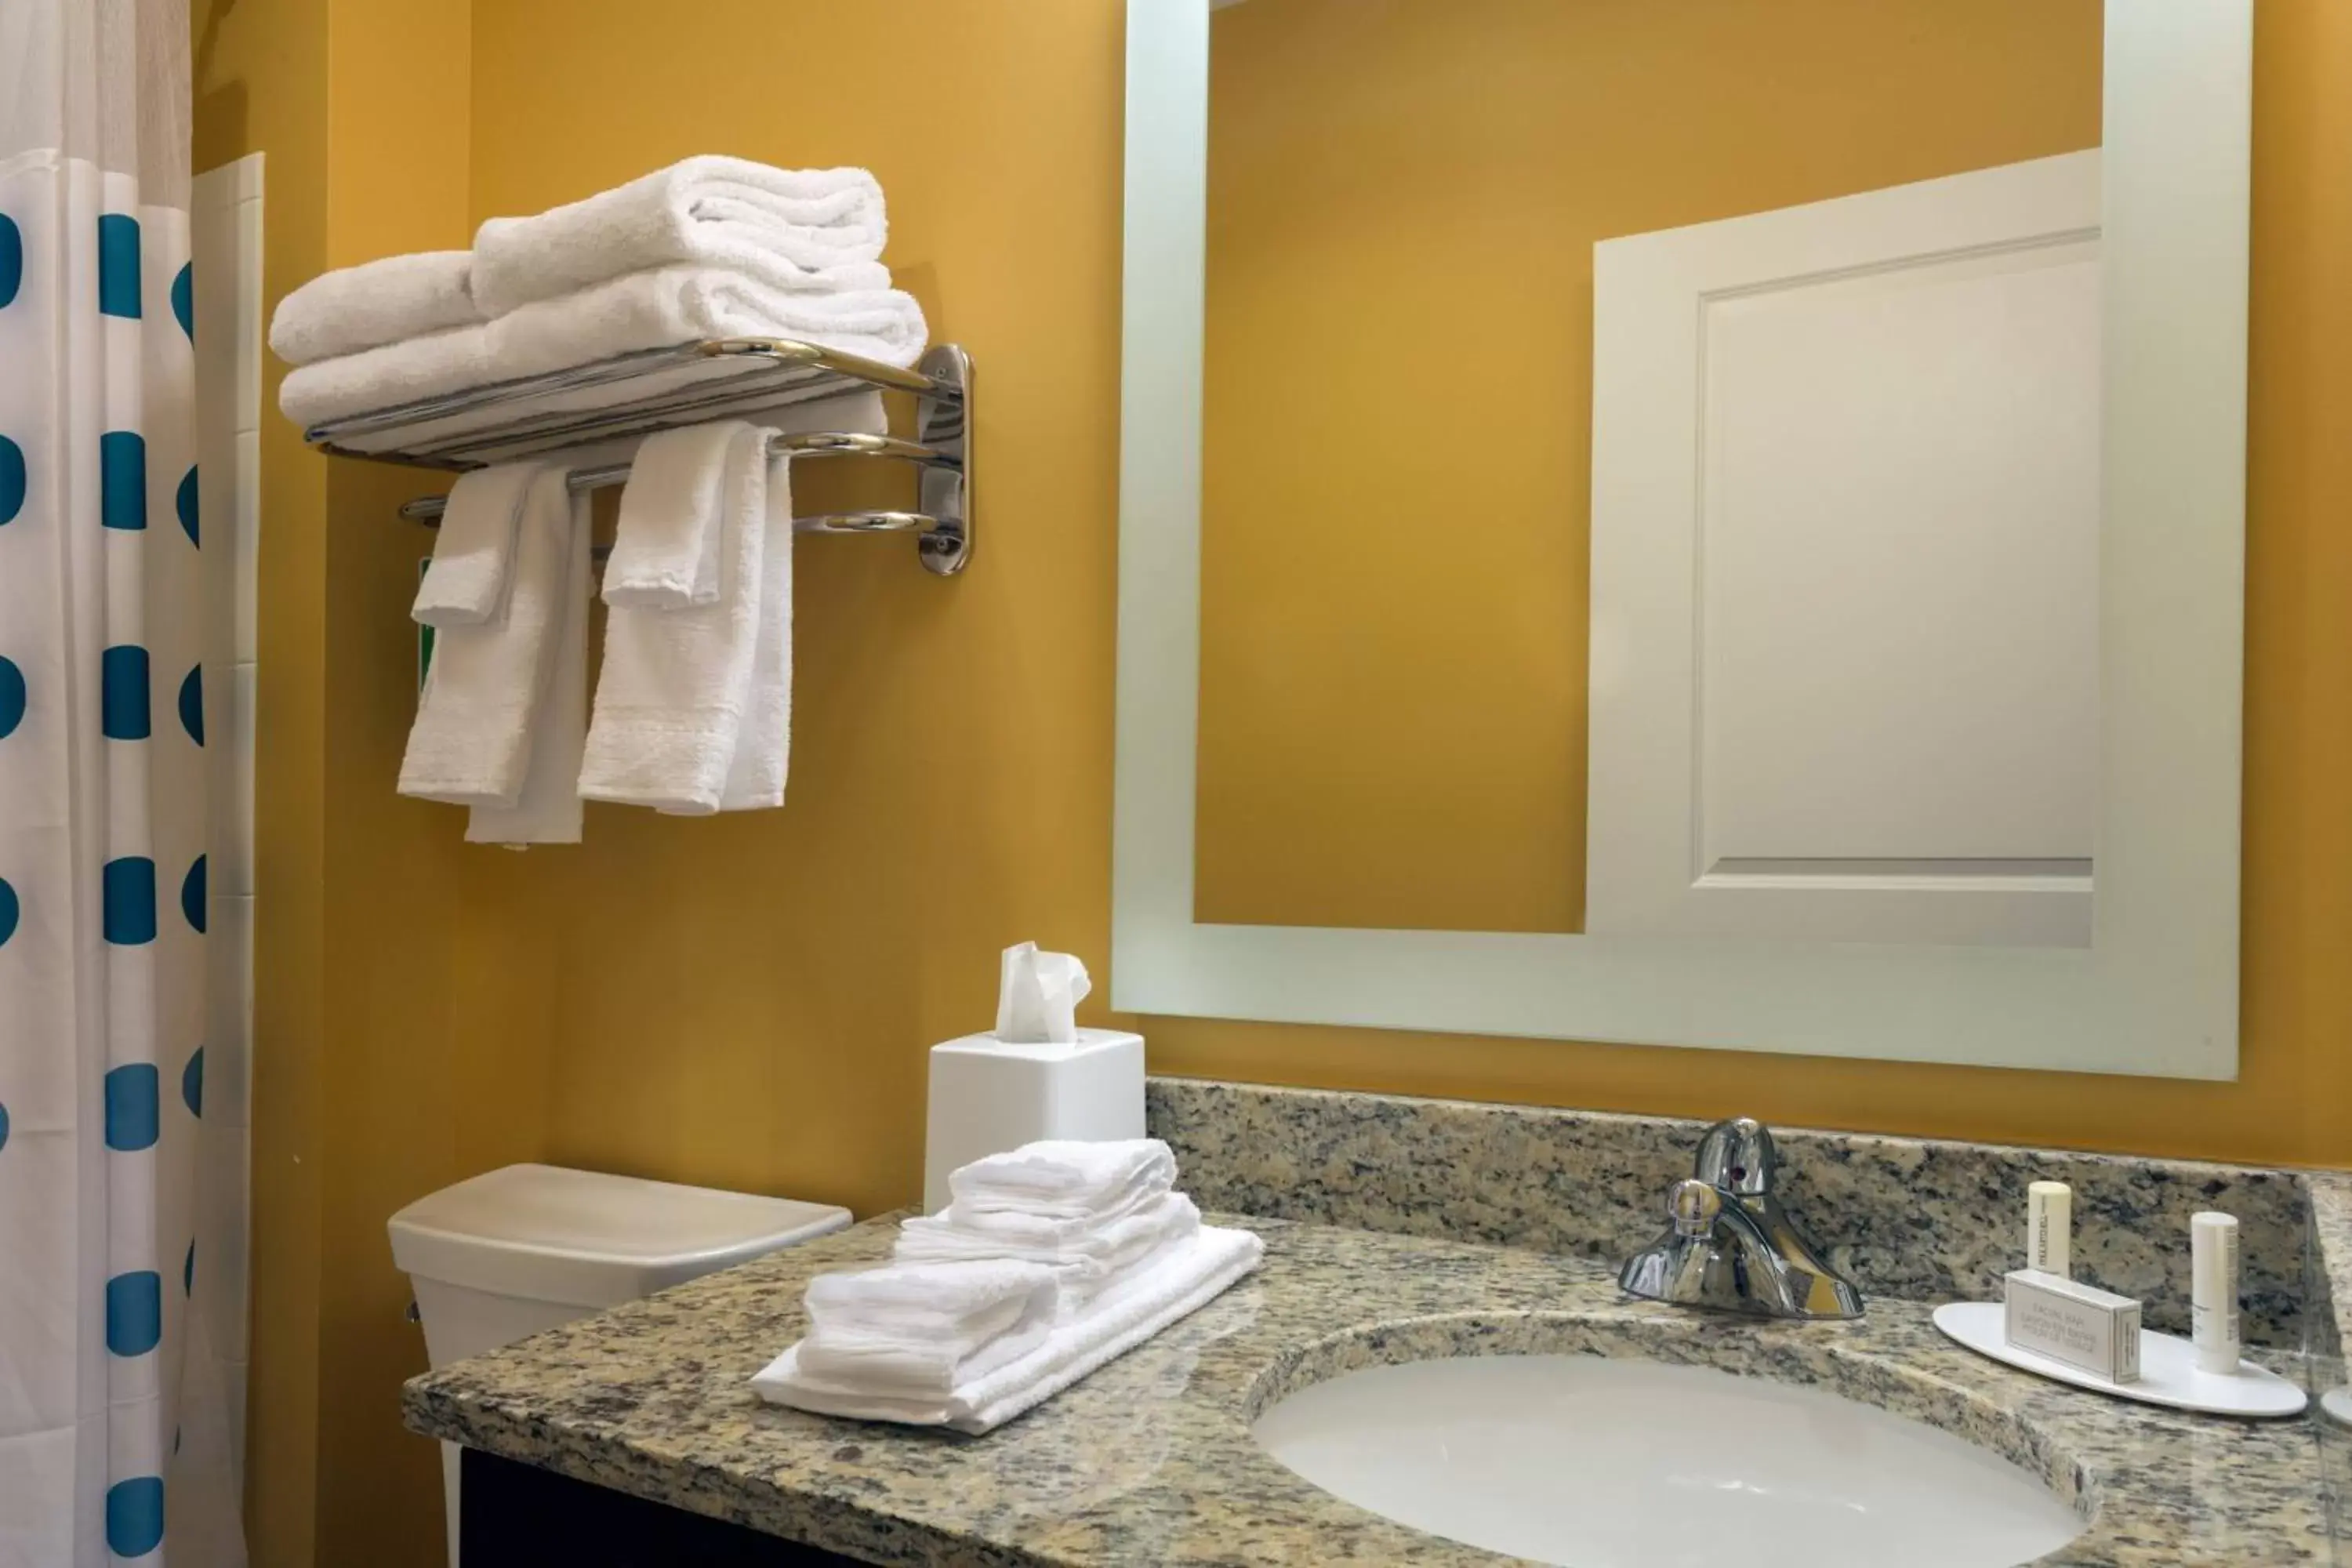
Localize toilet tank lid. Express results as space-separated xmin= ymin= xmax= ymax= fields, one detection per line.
xmin=388 ymin=1163 xmax=852 ymax=1308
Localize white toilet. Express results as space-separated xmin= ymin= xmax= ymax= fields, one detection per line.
xmin=389 ymin=1163 xmax=851 ymax=1566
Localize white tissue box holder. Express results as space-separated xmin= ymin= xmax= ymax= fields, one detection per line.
xmin=922 ymin=1029 xmax=1146 ymax=1214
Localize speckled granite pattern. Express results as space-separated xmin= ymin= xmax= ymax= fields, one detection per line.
xmin=406 ymin=1214 xmax=2332 ymax=1566
xmin=1148 ymin=1078 xmax=2310 ymax=1348
xmin=2306 ymin=1173 xmax=2352 ymax=1365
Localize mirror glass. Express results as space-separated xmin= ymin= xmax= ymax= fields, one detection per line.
xmin=1116 ymin=0 xmax=2249 ymax=1075
xmin=1200 ymin=0 xmax=2100 ymax=943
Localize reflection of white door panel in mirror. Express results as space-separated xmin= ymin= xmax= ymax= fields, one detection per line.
xmin=1588 ymin=153 xmax=2100 ymax=946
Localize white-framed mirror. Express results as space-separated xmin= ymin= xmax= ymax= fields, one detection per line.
xmin=1112 ymin=0 xmax=2250 ymax=1076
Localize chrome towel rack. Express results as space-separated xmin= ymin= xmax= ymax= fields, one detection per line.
xmin=303 ymin=338 xmax=974 ymax=576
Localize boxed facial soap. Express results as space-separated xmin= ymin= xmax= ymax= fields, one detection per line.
xmin=2004 ymin=1268 xmax=2142 ymax=1383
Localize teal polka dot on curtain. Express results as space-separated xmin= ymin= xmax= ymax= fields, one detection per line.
xmin=172 ymin=261 xmax=194 ymax=341
xmin=0 ymin=434 xmax=22 ymax=525
xmin=0 ymin=212 xmax=20 ymax=307
xmin=0 ymin=1102 xmax=9 ymax=1152
xmin=176 ymin=464 xmax=198 ymax=546
xmin=0 ymin=655 xmax=23 ymax=737
xmin=101 ymin=645 xmax=151 ymax=739
xmin=105 ymin=1476 xmax=165 ymax=1558
xmin=100 ymin=431 xmax=146 ymax=530
xmin=0 ymin=877 xmax=16 ymax=946
xmin=103 ymin=856 xmax=157 ymax=945
xmin=180 ymin=855 xmax=205 ymax=933
xmin=176 ymin=665 xmax=202 ymax=745
xmin=182 ymin=1047 xmax=204 ymax=1117
xmin=96 ymin=214 xmax=140 ymax=318
xmin=103 ymin=1063 xmax=159 ymax=1151
xmin=183 ymin=1240 xmax=194 ymax=1295
xmin=106 ymin=1271 xmax=162 ymax=1356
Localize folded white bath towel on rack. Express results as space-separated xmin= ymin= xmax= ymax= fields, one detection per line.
xmin=470 ymin=158 xmax=889 ymax=317
xmin=579 ymin=422 xmax=775 ymax=815
xmin=267 ymin=249 xmax=485 ymax=366
xmin=411 ymin=462 xmax=545 ymax=626
xmin=397 ymin=466 xmax=580 ymax=808
xmin=278 ymin=265 xmax=927 ymax=431
xmin=948 ymin=1139 xmax=1180 ymax=1223
xmin=463 ymin=485 xmax=592 ymax=846
xmin=750 ymin=1225 xmax=1264 ymax=1434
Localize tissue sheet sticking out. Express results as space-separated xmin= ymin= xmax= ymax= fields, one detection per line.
xmin=996 ymin=942 xmax=1092 ymax=1046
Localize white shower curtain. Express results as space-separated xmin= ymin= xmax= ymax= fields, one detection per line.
xmin=0 ymin=1 xmax=248 ymax=1563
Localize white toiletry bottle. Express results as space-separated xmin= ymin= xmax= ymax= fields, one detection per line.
xmin=2027 ymin=1181 xmax=2072 ymax=1277
xmin=2190 ymin=1211 xmax=2241 ymax=1374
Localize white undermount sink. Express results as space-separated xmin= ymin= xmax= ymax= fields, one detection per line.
xmin=1252 ymin=1354 xmax=2086 ymax=1568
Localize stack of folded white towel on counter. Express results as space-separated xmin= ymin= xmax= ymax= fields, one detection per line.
xmin=270 ymin=155 xmax=928 ymax=432
xmin=751 ymin=1140 xmax=1264 ymax=1435
xmin=397 ymin=418 xmax=797 ymax=842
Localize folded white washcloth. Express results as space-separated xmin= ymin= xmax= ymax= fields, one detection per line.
xmin=804 ymin=1258 xmax=1058 ymax=1338
xmin=278 ymin=266 xmax=928 ymax=433
xmin=578 ymin=423 xmax=771 ymax=815
xmin=397 ymin=467 xmax=579 ymax=807
xmin=463 ymin=485 xmax=591 ymax=846
xmin=470 ymin=158 xmax=888 ymax=318
xmin=604 ymin=423 xmax=746 ymax=608
xmin=794 ymin=1318 xmax=1052 ymax=1402
xmin=948 ymin=1139 xmax=1179 ymax=1223
xmin=267 ymin=249 xmax=483 ymax=366
xmin=897 ymin=1194 xmax=1203 ymax=1319
xmin=795 ymin=1259 xmax=1058 ymax=1401
xmin=719 ymin=449 xmax=793 ymax=812
xmin=412 ymin=462 xmax=545 ymax=626
xmin=750 ymin=1225 xmax=1265 ymax=1435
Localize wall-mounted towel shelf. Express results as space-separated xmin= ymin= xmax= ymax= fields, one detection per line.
xmin=304 ymin=338 xmax=974 ymax=576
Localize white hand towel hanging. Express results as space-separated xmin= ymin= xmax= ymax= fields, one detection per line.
xmin=718 ymin=448 xmax=794 ymax=812
xmin=397 ymin=466 xmax=580 ymax=807
xmin=603 ymin=424 xmax=742 ymax=608
xmin=464 ymin=485 xmax=593 ymax=846
xmin=412 ymin=461 xmax=544 ymax=626
xmin=579 ymin=423 xmax=773 ymax=815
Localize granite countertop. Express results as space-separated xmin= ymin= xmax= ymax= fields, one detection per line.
xmin=405 ymin=1212 xmax=2333 ymax=1567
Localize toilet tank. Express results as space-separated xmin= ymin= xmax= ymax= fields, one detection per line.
xmin=391 ymin=1163 xmax=852 ymax=1567
xmin=389 ymin=1163 xmax=853 ymax=1367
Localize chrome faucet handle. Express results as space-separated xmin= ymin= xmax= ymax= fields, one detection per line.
xmin=1618 ymin=1116 xmax=1864 ymax=1321
xmin=1692 ymin=1116 xmax=1778 ymax=1196
xmin=1668 ymin=1178 xmax=1721 ymax=1238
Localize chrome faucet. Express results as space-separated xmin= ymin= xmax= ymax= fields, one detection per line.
xmin=1618 ymin=1117 xmax=1863 ymax=1320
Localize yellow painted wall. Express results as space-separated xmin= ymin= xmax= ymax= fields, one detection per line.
xmin=205 ymin=0 xmax=2352 ymax=1563
xmin=1195 ymin=0 xmax=2101 ymax=931
xmin=198 ymin=2 xmax=557 ymax=1563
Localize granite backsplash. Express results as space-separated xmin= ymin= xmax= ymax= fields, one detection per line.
xmin=1145 ymin=1078 xmax=2309 ymax=1349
